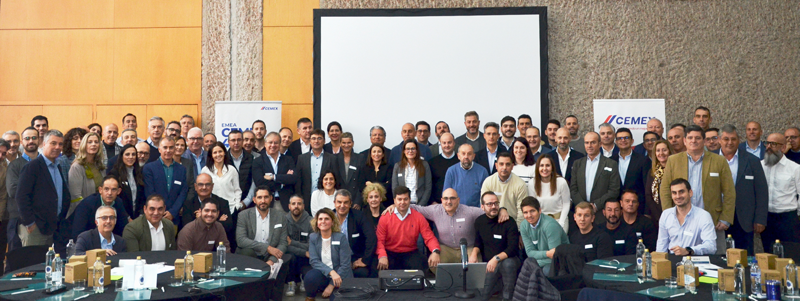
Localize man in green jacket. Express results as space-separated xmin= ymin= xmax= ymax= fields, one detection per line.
xmin=519 ymin=196 xmax=569 ymax=275
xmin=122 ymin=195 xmax=177 ymax=252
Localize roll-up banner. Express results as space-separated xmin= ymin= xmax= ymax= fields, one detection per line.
xmin=215 ymin=101 xmax=282 ymax=147
xmin=593 ymin=99 xmax=666 ymax=143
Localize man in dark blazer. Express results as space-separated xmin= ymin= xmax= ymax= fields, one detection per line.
xmin=287 ymin=118 xmax=313 ymax=164
xmin=474 ymin=123 xmax=507 ymax=175
xmin=6 ymin=127 xmax=40 ymax=253
xmin=295 ymin=129 xmax=340 ymax=214
xmin=610 ymin=128 xmax=652 ymax=215
xmin=720 ymin=125 xmax=768 ymax=254
xmin=253 ymin=132 xmax=298 ymax=211
xmin=75 ymin=206 xmax=127 ymax=255
xmin=569 ymin=132 xmax=621 ymax=213
xmin=333 ymin=190 xmax=377 ymax=278
xmin=358 ymin=126 xmax=392 ymax=160
xmin=337 ymin=134 xmax=365 ymax=205
xmin=633 ymin=118 xmax=665 ymax=156
xmin=429 ymin=121 xmax=450 ymax=157
xmin=429 ymin=133 xmax=458 ymax=205
xmin=226 ymin=130 xmax=254 ymax=206
xmin=71 ymin=176 xmax=130 ymax=238
xmin=143 ymin=137 xmax=188 ymax=226
xmin=122 ymin=195 xmax=177 ymax=252
xmin=548 ymin=128 xmax=585 ymax=184
xmin=739 ymin=121 xmax=766 ymax=160
xmin=181 ymin=174 xmax=233 ymax=232
xmin=16 ymin=130 xmax=71 ymax=248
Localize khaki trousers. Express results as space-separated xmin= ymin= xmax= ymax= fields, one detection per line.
xmin=18 ymin=224 xmax=53 ymax=247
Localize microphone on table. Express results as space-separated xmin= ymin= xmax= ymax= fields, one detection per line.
xmin=459 ymin=238 xmax=468 ymax=271
xmin=456 ymin=237 xmax=475 ymax=299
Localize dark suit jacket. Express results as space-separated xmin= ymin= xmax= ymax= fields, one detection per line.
xmin=71 ymin=193 xmax=129 ymax=238
xmin=16 ymin=155 xmax=71 ymax=235
xmin=569 ymin=155 xmax=621 ymax=210
xmin=122 ymin=215 xmax=177 ymax=252
xmin=337 ymin=152 xmax=366 ymax=205
xmin=358 ymin=146 xmax=392 ymax=164
xmin=363 ymin=163 xmax=393 ymax=207
xmin=179 ymin=157 xmax=196 ymax=189
xmin=75 ymin=228 xmax=127 ymax=255
xmin=252 ymin=153 xmax=298 ymax=211
xmin=739 ymin=141 xmax=766 ymax=160
xmin=148 ymin=144 xmax=160 ymax=163
xmin=181 ymin=190 xmax=233 ymax=232
xmin=108 ymin=167 xmax=146 ymax=220
xmin=295 ymin=152 xmax=340 ymax=212
xmin=429 ymin=143 xmax=441 ymax=157
xmin=339 ymin=210 xmax=377 ymax=265
xmin=633 ymin=142 xmax=649 ymax=157
xmin=532 ymin=144 xmax=553 ymax=162
xmin=323 ymin=142 xmax=341 ymax=154
xmin=610 ymin=151 xmax=652 ymax=214
xmin=602 ymin=145 xmax=620 ymax=158
xmin=547 ymin=148 xmax=585 ymax=184
xmin=228 ymin=150 xmax=254 ymax=201
xmin=729 ymin=151 xmax=769 ymax=232
xmin=6 ymin=157 xmax=31 ymax=220
xmin=106 ymin=155 xmax=118 ymax=171
xmin=288 ymin=139 xmax=306 ymax=166
xmin=142 ymin=159 xmax=188 ymax=225
xmin=474 ymin=145 xmax=509 ymax=175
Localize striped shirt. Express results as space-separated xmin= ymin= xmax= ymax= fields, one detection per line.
xmin=410 ymin=203 xmax=485 ymax=248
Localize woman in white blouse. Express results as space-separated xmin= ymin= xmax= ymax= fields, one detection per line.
xmin=201 ymin=142 xmax=242 ymax=213
xmin=390 ymin=140 xmax=432 ymax=206
xmin=68 ymin=132 xmax=106 ymax=217
xmin=305 ymin=208 xmax=353 ymax=299
xmin=511 ymin=138 xmax=537 ymax=184
xmin=527 ymin=154 xmax=570 ymax=232
xmin=310 ymin=170 xmax=340 ymax=216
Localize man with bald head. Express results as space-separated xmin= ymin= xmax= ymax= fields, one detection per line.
xmin=740 ymin=121 xmax=765 ymax=160
xmin=634 ymin=118 xmax=664 ymax=156
xmin=143 ymin=137 xmax=188 ymax=226
xmin=182 ymin=173 xmax=233 ymax=239
xmin=785 ymin=127 xmax=800 ymax=164
xmin=667 ymin=124 xmax=687 ymax=153
xmin=761 ymin=132 xmax=800 ymax=251
xmin=569 ymin=131 xmax=621 ymax=213
xmin=546 ymin=128 xmax=585 ymax=184
xmin=429 ymin=121 xmax=450 ymax=156
xmin=135 ymin=142 xmax=151 ymax=167
xmin=182 ymin=127 xmax=206 ymax=178
xmin=526 ymin=127 xmax=551 ymax=161
xmin=428 ymin=133 xmax=458 ymax=205
xmin=107 ymin=129 xmax=140 ymax=170
xmin=444 ymin=144 xmax=489 ymax=207
xmin=102 ymin=124 xmax=121 ymax=164
xmin=388 ymin=123 xmax=433 ymax=165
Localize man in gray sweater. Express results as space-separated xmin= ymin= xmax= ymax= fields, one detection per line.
xmin=284 ymin=195 xmax=312 ymax=297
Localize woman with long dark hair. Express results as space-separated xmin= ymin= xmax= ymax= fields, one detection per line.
xmin=391 ymin=139 xmax=432 ymax=206
xmin=109 ymin=144 xmax=145 ymax=218
xmin=57 ymin=127 xmax=88 ymax=184
xmin=362 ymin=143 xmax=393 ymax=206
xmin=511 ymin=137 xmax=537 ymax=184
xmin=528 ymin=154 xmax=570 ymax=232
xmin=201 ymin=141 xmax=243 ymax=213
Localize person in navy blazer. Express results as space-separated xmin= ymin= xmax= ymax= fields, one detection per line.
xmin=336 ymin=134 xmax=366 ymax=205
xmin=332 ymin=190 xmax=377 ymax=278
xmin=474 ymin=123 xmax=508 ymax=175
xmin=739 ymin=121 xmax=766 ymax=160
xmin=296 ymin=130 xmax=340 ymax=214
xmin=71 ymin=177 xmax=130 ymax=239
xmin=75 ymin=206 xmax=127 ymax=256
xmin=253 ymin=132 xmax=298 ymax=211
xmin=142 ymin=137 xmax=188 ymax=227
xmin=610 ymin=128 xmax=652 ymax=215
xmin=548 ymin=128 xmax=585 ymax=184
xmin=16 ymin=130 xmax=72 ymax=248
xmin=305 ymin=208 xmax=354 ymax=299
xmin=287 ymin=118 xmax=313 ymax=164
xmin=720 ymin=125 xmax=768 ymax=253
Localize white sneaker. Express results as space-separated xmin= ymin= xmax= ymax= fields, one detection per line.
xmin=299 ymin=279 xmax=306 ymax=292
xmin=285 ymin=282 xmax=296 ymax=296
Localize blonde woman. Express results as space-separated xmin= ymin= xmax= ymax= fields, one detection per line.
xmin=644 ymin=140 xmax=674 ymax=227
xmin=361 ymin=182 xmax=387 ymax=227
xmin=68 ymin=132 xmax=106 ymax=216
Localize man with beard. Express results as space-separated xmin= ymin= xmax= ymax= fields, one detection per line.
xmin=5 ymin=127 xmax=40 ymax=253
xmin=135 ymin=142 xmax=151 ymax=167
xmin=444 ymin=144 xmax=488 ymax=207
xmin=472 ymin=191 xmax=520 ymax=301
xmin=499 ymin=116 xmax=517 ymax=151
xmin=242 ymin=130 xmax=260 ymax=158
xmin=165 ymin=121 xmax=181 ymax=139
xmin=429 ymin=121 xmax=450 ymax=156
xmin=2 ymin=131 xmax=20 ymax=162
xmin=454 ymin=111 xmax=486 ymax=153
xmin=251 ymin=120 xmax=267 ymax=154
xmin=599 ymin=199 xmax=637 ymax=256
xmin=202 ymin=133 xmax=216 ymax=152
xmin=705 ymin=128 xmax=721 ymax=153
xmin=284 ymin=195 xmax=312 ymax=297
xmin=569 ymin=202 xmax=613 ymax=262
xmin=429 ymin=133 xmax=458 ymax=204
xmin=565 ymin=115 xmax=586 ymax=154
xmin=181 ymin=174 xmax=232 ymax=237
xmin=177 ymin=199 xmax=230 ymax=252
xmin=761 ymin=132 xmax=800 ymax=252
xmin=547 ymin=128 xmax=584 ymax=184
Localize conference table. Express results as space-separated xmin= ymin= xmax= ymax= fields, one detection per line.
xmin=0 ymin=251 xmax=272 ymax=301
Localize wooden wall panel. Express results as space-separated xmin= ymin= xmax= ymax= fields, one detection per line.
xmin=113 ymin=28 xmax=202 ymax=104
xmin=0 ymin=29 xmax=114 ymax=104
xmin=114 ymin=0 xmax=202 ymax=28
xmin=95 ymin=105 xmax=148 ymax=139
xmin=263 ymin=27 xmax=313 ymax=105
xmin=42 ymin=106 xmax=93 ymax=133
xmin=0 ymin=0 xmax=113 ymax=29
xmin=0 ymin=106 xmax=43 ymax=136
xmin=281 ymin=104 xmax=313 ymax=134
xmin=264 ymin=0 xmax=319 ymax=27
xmin=146 ymin=105 xmax=200 ymax=128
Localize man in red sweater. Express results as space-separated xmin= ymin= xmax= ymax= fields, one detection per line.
xmin=376 ymin=186 xmax=441 ymax=271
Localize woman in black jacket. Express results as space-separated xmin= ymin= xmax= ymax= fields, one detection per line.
xmin=108 ymin=145 xmax=146 ymax=219
xmin=361 ymin=143 xmax=393 ymax=207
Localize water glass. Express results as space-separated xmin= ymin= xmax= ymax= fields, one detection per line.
xmin=115 ymin=279 xmax=124 ymax=292
xmin=72 ymin=279 xmax=86 ymax=291
xmin=666 ymin=276 xmax=677 ymax=288
xmin=169 ymin=275 xmax=183 ymax=287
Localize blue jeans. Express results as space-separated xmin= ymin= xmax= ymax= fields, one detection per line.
xmin=304 ymin=268 xmax=336 ymax=300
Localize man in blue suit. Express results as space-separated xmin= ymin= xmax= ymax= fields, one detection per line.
xmin=16 ymin=130 xmax=71 ymax=248
xmin=143 ymin=137 xmax=188 ymax=227
xmin=740 ymin=121 xmax=766 ymax=160
xmin=720 ymin=124 xmax=768 ymax=253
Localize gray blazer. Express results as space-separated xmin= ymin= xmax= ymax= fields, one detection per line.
xmin=569 ymin=155 xmax=621 ymax=210
xmin=391 ymin=161 xmax=432 ymax=206
xmin=236 ymin=207 xmax=287 ymax=263
xmin=309 ymin=232 xmax=354 ymax=283
xmin=430 ymin=143 xmax=441 ymax=157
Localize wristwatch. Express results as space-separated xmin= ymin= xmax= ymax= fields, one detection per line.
xmin=432 ymin=249 xmax=440 ymax=254
xmin=495 ymin=256 xmax=502 ymax=262
xmin=685 ymin=247 xmax=694 ymax=256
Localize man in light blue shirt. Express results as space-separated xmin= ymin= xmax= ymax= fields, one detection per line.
xmin=740 ymin=121 xmax=765 ymax=160
xmin=656 ymin=178 xmax=716 ymax=256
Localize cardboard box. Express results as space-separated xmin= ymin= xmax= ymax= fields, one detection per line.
xmin=757 ymin=253 xmax=777 ymax=270
xmin=651 ymin=259 xmax=671 ymax=280
xmin=762 ymin=269 xmax=782 ymax=291
xmin=719 ymin=269 xmax=735 ymax=292
xmin=776 ymin=258 xmax=793 ymax=282
xmin=87 ymin=264 xmax=111 ymax=287
xmin=68 ymin=255 xmax=86 ymax=263
xmin=677 ymin=265 xmax=699 ymax=287
xmin=651 ymin=252 xmax=668 ymax=261
xmin=174 ymin=259 xmax=184 ymax=279
xmin=726 ymin=249 xmax=748 ymax=268
xmin=193 ymin=253 xmax=213 ymax=273
xmin=85 ymin=249 xmax=107 ymax=267
xmin=65 ymin=262 xmax=87 ymax=284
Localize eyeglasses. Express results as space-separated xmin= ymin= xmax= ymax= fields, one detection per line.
xmin=96 ymin=215 xmax=117 ymax=221
xmin=483 ymin=202 xmax=500 ymax=207
xmin=23 ymin=136 xmax=38 ymax=141
xmin=196 ymin=183 xmax=213 ymax=188
xmin=166 ymin=128 xmax=179 ymax=132
xmin=405 ymin=148 xmax=417 ymax=151
xmin=766 ymin=141 xmax=785 ymax=147
xmin=643 ymin=138 xmax=659 ymax=143
xmin=705 ymin=136 xmax=719 ymax=141
xmin=787 ymin=136 xmax=799 ymax=141
xmin=442 ymin=196 xmax=457 ymax=201
xmin=188 ymin=137 xmax=202 ymax=141
xmin=615 ymin=137 xmax=632 ymax=141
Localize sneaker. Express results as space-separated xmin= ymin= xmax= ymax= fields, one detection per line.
xmin=299 ymin=279 xmax=306 ymax=292
xmin=285 ymin=282 xmax=296 ymax=296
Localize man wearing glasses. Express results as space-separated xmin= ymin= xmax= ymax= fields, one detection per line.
xmin=75 ymin=205 xmax=127 ymax=256
xmin=784 ymin=127 xmax=800 ymax=164
xmin=761 ymin=132 xmax=800 ymax=252
xmin=611 ymin=128 xmax=652 ymax=215
xmin=5 ymin=127 xmax=41 ymax=253
xmin=295 ymin=129 xmax=339 ymax=214
xmin=165 ymin=121 xmax=181 ymax=138
xmin=704 ymin=128 xmax=721 ymax=153
xmin=71 ymin=175 xmax=130 ymax=238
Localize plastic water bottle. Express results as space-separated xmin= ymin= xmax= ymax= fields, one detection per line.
xmin=183 ymin=251 xmax=194 ymax=284
xmin=45 ymin=247 xmax=55 ymax=288
xmin=774 ymin=240 xmax=785 ymax=258
xmin=684 ymin=256 xmax=697 ymax=294
xmin=636 ymin=240 xmax=645 ymax=283
xmin=217 ymin=242 xmax=227 ymax=273
xmin=644 ymin=249 xmax=652 ymax=280
xmin=751 ymin=259 xmax=763 ymax=296
xmin=733 ymin=260 xmax=745 ymax=296
xmin=93 ymin=258 xmax=105 ymax=293
xmin=65 ymin=239 xmax=75 ymax=261
xmin=52 ymin=254 xmax=63 ymax=288
xmin=134 ymin=256 xmax=145 ymax=290
xmin=787 ymin=259 xmax=797 ymax=296
xmin=726 ymin=234 xmax=735 ymax=249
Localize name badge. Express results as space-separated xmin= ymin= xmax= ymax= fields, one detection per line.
xmin=533 ymin=240 xmax=539 ymax=244
xmin=456 ymin=218 xmax=465 ymax=222
xmin=495 ymin=192 xmax=503 ymax=196
xmin=493 ymin=234 xmax=502 ymax=239
xmin=710 ymin=172 xmax=719 ymax=177
xmin=636 ymin=232 xmax=642 ymax=237
xmin=398 ymin=174 xmax=403 ymax=177
xmin=585 ymin=244 xmax=593 ymax=249
xmin=274 ymin=224 xmax=282 ymax=228
xmin=208 ymin=241 xmax=215 ymax=245
xmin=349 ymin=166 xmax=357 ymax=170
xmin=332 ymin=241 xmax=341 ymax=245
xmin=616 ymin=240 xmax=625 ymax=245
xmin=683 ymin=231 xmax=693 ymax=237
xmin=352 ymin=233 xmax=360 ymax=238
xmin=301 ymin=232 xmax=309 ymax=237
xmin=604 ymin=167 xmax=613 ymax=172
xmin=745 ymin=175 xmax=754 ymax=180
xmin=174 ymin=180 xmax=182 ymax=185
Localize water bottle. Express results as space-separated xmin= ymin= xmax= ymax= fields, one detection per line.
xmin=217 ymin=242 xmax=227 ymax=274
xmin=787 ymin=260 xmax=797 ymax=296
xmin=52 ymin=254 xmax=63 ymax=288
xmin=66 ymin=239 xmax=76 ymax=261
xmin=774 ymin=240 xmax=785 ymax=258
xmin=751 ymin=259 xmax=763 ymax=296
xmin=183 ymin=251 xmax=194 ymax=284
xmin=684 ymin=256 xmax=697 ymax=294
xmin=644 ymin=249 xmax=652 ymax=280
xmin=93 ymin=258 xmax=105 ymax=293
xmin=636 ymin=240 xmax=645 ymax=283
xmin=733 ymin=260 xmax=745 ymax=296
xmin=726 ymin=234 xmax=735 ymax=249
xmin=45 ymin=247 xmax=55 ymax=288
xmin=134 ymin=256 xmax=145 ymax=290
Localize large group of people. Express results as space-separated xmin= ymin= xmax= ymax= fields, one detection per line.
xmin=1 ymin=106 xmax=799 ymax=301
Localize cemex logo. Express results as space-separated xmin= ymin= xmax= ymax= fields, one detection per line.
xmin=604 ymin=115 xmax=654 ymax=125
xmin=261 ymin=106 xmax=278 ymax=111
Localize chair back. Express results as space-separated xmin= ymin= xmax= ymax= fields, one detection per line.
xmin=5 ymin=245 xmax=50 ymax=275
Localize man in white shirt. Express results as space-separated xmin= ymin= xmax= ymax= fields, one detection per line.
xmin=761 ymin=133 xmax=800 ymax=252
xmin=122 ymin=195 xmax=177 ymax=252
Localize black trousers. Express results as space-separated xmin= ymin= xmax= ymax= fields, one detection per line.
xmin=762 ymin=211 xmax=800 ymax=254
xmin=386 ymin=250 xmax=427 ymax=271
xmin=725 ymin=212 xmax=754 ymax=254
xmin=287 ymin=255 xmax=311 ymax=283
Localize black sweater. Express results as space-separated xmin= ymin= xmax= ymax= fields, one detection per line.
xmin=569 ymin=226 xmax=614 ymax=262
xmin=600 ymin=222 xmax=638 ymax=256
xmin=625 ymin=214 xmax=657 ymax=251
xmin=474 ymin=215 xmax=519 ymax=262
xmin=428 ymin=154 xmax=459 ymax=204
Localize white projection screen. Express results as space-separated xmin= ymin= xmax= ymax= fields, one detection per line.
xmin=314 ymin=8 xmax=549 ymax=152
